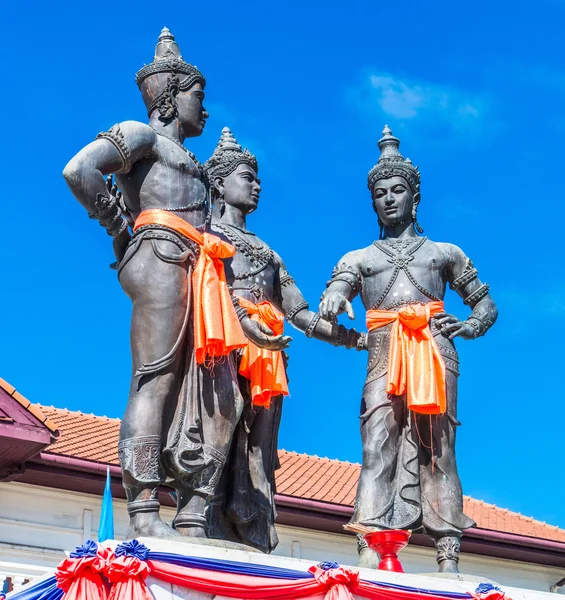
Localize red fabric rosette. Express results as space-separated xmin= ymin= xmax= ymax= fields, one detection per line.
xmin=105 ymin=553 xmax=153 ymax=600
xmin=308 ymin=565 xmax=360 ymax=600
xmin=55 ymin=546 xmax=113 ymax=600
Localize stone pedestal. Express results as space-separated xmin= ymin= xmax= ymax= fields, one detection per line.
xmin=129 ymin=537 xmax=557 ymax=600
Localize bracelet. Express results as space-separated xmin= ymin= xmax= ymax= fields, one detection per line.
xmin=106 ymin=216 xmax=129 ymax=238
xmin=356 ymin=332 xmax=367 ymax=351
xmin=286 ymin=301 xmax=309 ymax=323
xmin=305 ymin=313 xmax=321 ymax=338
xmin=450 ymin=267 xmax=478 ymax=291
xmin=344 ymin=328 xmax=357 ymax=349
xmin=331 ymin=324 xmax=346 ymax=347
xmin=463 ymin=283 xmax=490 ymax=307
xmin=234 ymin=305 xmax=248 ymax=322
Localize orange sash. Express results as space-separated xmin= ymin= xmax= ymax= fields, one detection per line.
xmin=237 ymin=297 xmax=289 ymax=409
xmin=366 ymin=302 xmax=446 ymax=414
xmin=134 ymin=210 xmax=246 ymax=364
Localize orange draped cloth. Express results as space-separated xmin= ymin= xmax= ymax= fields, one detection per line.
xmin=366 ymin=301 xmax=446 ymax=415
xmin=134 ymin=210 xmax=246 ymax=364
xmin=237 ymin=297 xmax=289 ymax=409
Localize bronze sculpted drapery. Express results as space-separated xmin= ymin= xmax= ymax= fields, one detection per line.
xmin=62 ymin=28 xmax=287 ymax=540
xmin=204 ymin=128 xmax=364 ymax=552
xmin=320 ymin=126 xmax=498 ymax=573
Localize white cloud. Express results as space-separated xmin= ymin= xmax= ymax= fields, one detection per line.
xmin=347 ymin=70 xmax=488 ymax=135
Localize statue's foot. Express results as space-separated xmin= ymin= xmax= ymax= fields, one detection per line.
xmin=174 ymin=523 xmax=207 ymax=538
xmin=438 ymin=559 xmax=459 ymax=574
xmin=127 ymin=512 xmax=181 ymax=539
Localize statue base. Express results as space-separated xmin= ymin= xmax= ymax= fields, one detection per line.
xmin=9 ymin=537 xmax=553 ymax=600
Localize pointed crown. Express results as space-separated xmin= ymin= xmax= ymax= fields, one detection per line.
xmin=204 ymin=127 xmax=258 ymax=181
xmin=367 ymin=125 xmax=420 ymax=195
xmin=135 ymin=27 xmax=205 ymax=89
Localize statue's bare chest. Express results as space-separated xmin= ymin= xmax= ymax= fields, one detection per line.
xmin=212 ymin=223 xmax=278 ymax=301
xmin=121 ymin=138 xmax=208 ymax=215
xmin=359 ymin=238 xmax=449 ymax=309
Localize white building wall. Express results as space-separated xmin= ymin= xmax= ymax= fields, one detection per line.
xmin=0 ymin=482 xmax=564 ymax=594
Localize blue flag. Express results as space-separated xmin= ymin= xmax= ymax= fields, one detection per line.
xmin=98 ymin=466 xmax=114 ymax=542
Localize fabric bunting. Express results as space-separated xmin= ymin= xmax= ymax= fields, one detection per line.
xmin=8 ymin=540 xmax=511 ymax=600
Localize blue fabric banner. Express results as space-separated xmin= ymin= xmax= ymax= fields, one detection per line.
xmin=97 ymin=467 xmax=114 ymax=543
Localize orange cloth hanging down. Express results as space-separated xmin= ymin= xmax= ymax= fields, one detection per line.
xmin=134 ymin=210 xmax=246 ymax=364
xmin=237 ymin=296 xmax=289 ymax=409
xmin=366 ymin=301 xmax=446 ymax=415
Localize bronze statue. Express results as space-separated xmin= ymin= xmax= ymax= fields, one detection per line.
xmin=204 ymin=128 xmax=364 ymax=552
xmin=319 ymin=126 xmax=498 ymax=572
xmin=63 ymin=29 xmax=288 ymax=539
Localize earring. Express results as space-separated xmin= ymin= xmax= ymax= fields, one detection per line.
xmin=412 ymin=207 xmax=424 ymax=234
xmin=378 ymin=217 xmax=384 ymax=240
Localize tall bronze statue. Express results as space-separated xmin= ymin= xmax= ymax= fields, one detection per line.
xmin=320 ymin=126 xmax=498 ymax=572
xmin=63 ymin=29 xmax=287 ymax=539
xmin=204 ymin=128 xmax=364 ymax=552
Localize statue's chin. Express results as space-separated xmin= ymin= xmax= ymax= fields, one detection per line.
xmin=381 ymin=217 xmax=411 ymax=228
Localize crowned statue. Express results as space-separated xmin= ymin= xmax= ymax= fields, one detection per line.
xmin=319 ymin=126 xmax=498 ymax=572
xmin=63 ymin=29 xmax=287 ymax=540
xmin=204 ymin=128 xmax=364 ymax=552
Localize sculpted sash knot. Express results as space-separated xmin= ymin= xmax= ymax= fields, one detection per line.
xmin=134 ymin=210 xmax=246 ymax=364
xmin=237 ymin=296 xmax=289 ymax=408
xmin=366 ymin=301 xmax=446 ymax=414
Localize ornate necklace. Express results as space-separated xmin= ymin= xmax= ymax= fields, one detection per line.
xmin=150 ymin=127 xmax=202 ymax=170
xmin=214 ymin=222 xmax=273 ymax=278
xmin=376 ymin=236 xmax=420 ymax=252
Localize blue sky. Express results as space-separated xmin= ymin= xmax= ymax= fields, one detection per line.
xmin=2 ymin=1 xmax=565 ymax=528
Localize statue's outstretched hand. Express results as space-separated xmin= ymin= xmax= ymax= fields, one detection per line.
xmin=433 ymin=313 xmax=474 ymax=340
xmin=241 ymin=317 xmax=292 ymax=351
xmin=320 ymin=290 xmax=355 ymax=322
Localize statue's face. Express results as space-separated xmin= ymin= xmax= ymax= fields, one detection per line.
xmin=176 ymin=82 xmax=208 ymax=138
xmin=220 ymin=163 xmax=261 ymax=215
xmin=372 ymin=176 xmax=415 ymax=226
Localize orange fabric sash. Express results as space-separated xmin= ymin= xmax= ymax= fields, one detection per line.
xmin=134 ymin=210 xmax=246 ymax=364
xmin=237 ymin=297 xmax=289 ymax=408
xmin=366 ymin=302 xmax=446 ymax=415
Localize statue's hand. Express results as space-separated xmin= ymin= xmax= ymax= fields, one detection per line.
xmin=91 ymin=176 xmax=128 ymax=238
xmin=433 ymin=312 xmax=475 ymax=340
xmin=241 ymin=316 xmax=292 ymax=351
xmin=319 ymin=290 xmax=355 ymax=322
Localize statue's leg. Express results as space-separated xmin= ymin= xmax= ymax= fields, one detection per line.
xmin=118 ymin=237 xmax=191 ymax=539
xmin=353 ymin=376 xmax=404 ymax=569
xmin=354 ymin=376 xmax=404 ymax=527
xmin=174 ymin=355 xmax=245 ymax=536
xmin=434 ymin=535 xmax=461 ymax=574
xmin=229 ymin=394 xmax=283 ymax=552
xmin=419 ymin=364 xmax=474 ymax=573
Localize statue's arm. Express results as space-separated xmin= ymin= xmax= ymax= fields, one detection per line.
xmin=318 ymin=251 xmax=362 ymax=322
xmin=62 ymin=121 xmax=155 ymax=262
xmin=439 ymin=244 xmax=498 ymax=340
xmin=272 ymin=253 xmax=363 ymax=350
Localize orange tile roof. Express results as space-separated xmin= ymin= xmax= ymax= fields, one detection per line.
xmin=0 ymin=379 xmax=59 ymax=435
xmin=35 ymin=404 xmax=565 ymax=543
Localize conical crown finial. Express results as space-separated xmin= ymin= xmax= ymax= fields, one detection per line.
xmin=377 ymin=125 xmax=402 ymax=160
xmin=154 ymin=26 xmax=182 ymax=61
xmin=217 ymin=127 xmax=242 ymax=151
xmin=204 ymin=126 xmax=258 ymax=180
xmin=159 ymin=26 xmax=173 ymax=40
xmin=136 ymin=27 xmax=205 ymax=92
xmin=367 ymin=124 xmax=420 ymax=194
